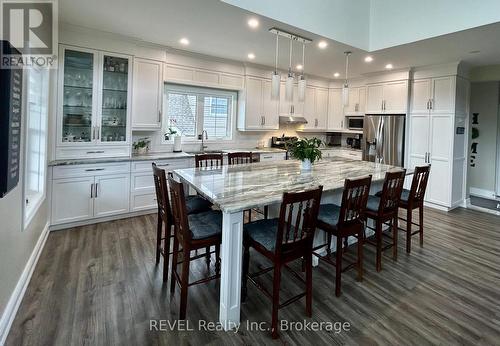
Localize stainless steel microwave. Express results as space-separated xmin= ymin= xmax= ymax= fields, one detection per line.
xmin=346 ymin=116 xmax=364 ymax=130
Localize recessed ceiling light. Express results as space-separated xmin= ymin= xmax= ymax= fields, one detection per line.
xmin=296 ymin=64 xmax=303 ymax=70
xmin=179 ymin=37 xmax=190 ymax=46
xmin=333 ymin=72 xmax=340 ymax=78
xmin=247 ymin=18 xmax=259 ymax=29
xmin=247 ymin=53 xmax=256 ymax=60
xmin=318 ymin=40 xmax=328 ymax=49
xmin=364 ymin=56 xmax=373 ymax=62
xmin=385 ymin=63 xmax=393 ymax=69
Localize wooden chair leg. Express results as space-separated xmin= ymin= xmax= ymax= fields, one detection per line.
xmin=406 ymin=208 xmax=412 ymax=253
xmin=179 ymin=250 xmax=190 ymax=320
xmin=305 ymin=253 xmax=312 ymax=317
xmin=163 ymin=224 xmax=171 ymax=283
xmin=376 ymin=221 xmax=382 ymax=272
xmin=205 ymin=246 xmax=211 ymax=271
xmin=264 ymin=205 xmax=268 ymax=219
xmin=357 ymin=230 xmax=363 ymax=282
xmin=419 ymin=205 xmax=424 ymax=247
xmin=326 ymin=232 xmax=332 ymax=257
xmin=343 ymin=237 xmax=349 ymax=254
xmin=335 ymin=236 xmax=343 ymax=297
xmin=392 ymin=216 xmax=398 ymax=261
xmin=215 ymin=244 xmax=221 ymax=275
xmin=170 ymin=236 xmax=179 ymax=294
xmin=156 ymin=213 xmax=162 ymax=264
xmin=241 ymin=242 xmax=250 ymax=302
xmin=271 ymin=263 xmax=282 ymax=339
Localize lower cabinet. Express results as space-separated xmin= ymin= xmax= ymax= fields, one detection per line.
xmin=51 ymin=163 xmax=131 ymax=225
xmin=259 ymin=152 xmax=287 ymax=162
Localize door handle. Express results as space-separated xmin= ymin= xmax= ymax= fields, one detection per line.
xmin=90 ymin=183 xmax=94 ymax=198
xmin=95 ymin=183 xmax=99 ymax=198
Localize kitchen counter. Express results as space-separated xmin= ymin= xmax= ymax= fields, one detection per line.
xmin=48 ymin=148 xmax=286 ymax=166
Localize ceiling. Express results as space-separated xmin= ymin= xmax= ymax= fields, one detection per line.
xmin=59 ymin=0 xmax=500 ymax=80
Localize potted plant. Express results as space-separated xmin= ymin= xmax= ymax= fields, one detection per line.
xmin=287 ymin=137 xmax=323 ymax=171
xmin=133 ymin=137 xmax=150 ymax=155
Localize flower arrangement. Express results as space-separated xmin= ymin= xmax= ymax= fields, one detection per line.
xmin=286 ymin=137 xmax=323 ymax=170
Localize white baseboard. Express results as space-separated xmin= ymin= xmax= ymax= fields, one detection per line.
xmin=469 ymin=187 xmax=498 ymax=200
xmin=0 ymin=222 xmax=50 ymax=346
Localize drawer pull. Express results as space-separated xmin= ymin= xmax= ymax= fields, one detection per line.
xmin=86 ymin=150 xmax=105 ymax=154
xmin=156 ymin=164 xmax=170 ymax=167
xmin=85 ymin=168 xmax=105 ymax=172
xmin=262 ymin=155 xmax=272 ymax=159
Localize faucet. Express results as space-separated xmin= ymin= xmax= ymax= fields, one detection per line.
xmin=198 ymin=130 xmax=208 ymax=152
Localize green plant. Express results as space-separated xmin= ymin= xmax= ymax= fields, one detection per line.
xmin=133 ymin=137 xmax=150 ymax=150
xmin=286 ymin=137 xmax=323 ymax=163
xmin=164 ymin=126 xmax=179 ymax=141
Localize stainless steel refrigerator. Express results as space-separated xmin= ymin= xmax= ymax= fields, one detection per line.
xmin=362 ymin=115 xmax=405 ymax=166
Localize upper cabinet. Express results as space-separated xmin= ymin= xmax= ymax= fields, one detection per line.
xmin=366 ymin=81 xmax=408 ymax=114
xmin=238 ymin=76 xmax=278 ymax=131
xmin=56 ymin=45 xmax=132 ymax=159
xmin=279 ymin=82 xmax=304 ymax=117
xmin=327 ymin=88 xmax=344 ymax=131
xmin=300 ymin=86 xmax=328 ymax=131
xmin=344 ymin=86 xmax=366 ymax=115
xmin=410 ymin=76 xmax=455 ymax=115
xmin=131 ymin=58 xmax=163 ymax=130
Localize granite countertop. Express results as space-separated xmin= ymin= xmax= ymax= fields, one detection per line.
xmin=173 ymin=157 xmax=412 ymax=213
xmin=48 ymin=148 xmax=286 ymax=166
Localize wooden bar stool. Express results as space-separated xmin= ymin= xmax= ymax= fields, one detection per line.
xmin=227 ymin=151 xmax=253 ymax=165
xmin=152 ymin=163 xmax=212 ymax=282
xmin=168 ymin=176 xmax=223 ymax=320
xmin=313 ymin=176 xmax=372 ymax=297
xmin=364 ymin=170 xmax=406 ymax=272
xmin=397 ymin=165 xmax=431 ymax=253
xmin=242 ymin=186 xmax=323 ymax=339
xmin=195 ymin=153 xmax=223 ymax=168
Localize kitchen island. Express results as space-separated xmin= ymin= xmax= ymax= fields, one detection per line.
xmin=173 ymin=157 xmax=411 ymax=331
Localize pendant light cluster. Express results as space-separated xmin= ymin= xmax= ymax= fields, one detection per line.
xmin=269 ymin=28 xmax=311 ymax=102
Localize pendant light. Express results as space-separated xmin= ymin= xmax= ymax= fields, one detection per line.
xmin=298 ymin=42 xmax=306 ymax=102
xmin=342 ymin=51 xmax=352 ymax=106
xmin=271 ymin=32 xmax=281 ymax=100
xmin=285 ymin=38 xmax=294 ymax=102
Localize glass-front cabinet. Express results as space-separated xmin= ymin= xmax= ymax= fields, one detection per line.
xmin=57 ymin=46 xmax=131 ymax=156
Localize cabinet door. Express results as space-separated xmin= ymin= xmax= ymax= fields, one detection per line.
xmin=51 ymin=177 xmax=94 ymax=224
xmin=383 ymin=81 xmax=407 ymax=114
xmin=94 ymin=174 xmax=130 ymax=217
xmin=293 ymin=85 xmax=304 ymax=116
xmin=408 ymin=114 xmax=430 ymax=167
xmin=58 ymin=47 xmax=98 ymax=145
xmin=315 ymin=88 xmax=328 ymax=130
xmin=279 ymin=82 xmax=290 ymax=116
xmin=302 ymin=87 xmax=316 ymax=130
xmin=344 ymin=87 xmax=359 ymax=115
xmin=431 ymin=76 xmax=455 ymax=114
xmin=131 ymin=58 xmax=162 ymax=129
xmin=411 ymin=79 xmax=431 ymax=114
xmin=327 ymin=88 xmax=344 ymax=130
xmin=262 ymin=79 xmax=279 ymax=129
xmin=244 ymin=77 xmax=264 ymax=129
xmin=99 ymin=53 xmax=131 ymax=143
xmin=427 ymin=115 xmax=452 ymax=206
xmin=358 ymin=87 xmax=366 ymax=114
xmin=366 ymin=84 xmax=384 ymax=113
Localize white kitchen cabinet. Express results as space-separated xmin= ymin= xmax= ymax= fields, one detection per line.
xmin=259 ymin=152 xmax=286 ymax=162
xmin=238 ymin=77 xmax=278 ymax=131
xmin=131 ymin=58 xmax=163 ymax=129
xmin=279 ymin=83 xmax=304 ymax=117
xmin=327 ymin=88 xmax=344 ymax=131
xmin=51 ymin=177 xmax=95 ymax=224
xmin=366 ymin=81 xmax=408 ymax=114
xmin=300 ymin=87 xmax=328 ymax=131
xmin=344 ymin=87 xmax=366 ymax=115
xmin=56 ymin=46 xmax=132 ymax=159
xmin=94 ymin=174 xmax=130 ymax=217
xmin=407 ymin=75 xmax=467 ymax=209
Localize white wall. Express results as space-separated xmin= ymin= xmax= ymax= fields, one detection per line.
xmin=222 ymin=0 xmax=371 ymax=50
xmin=468 ymin=82 xmax=499 ymax=197
xmin=369 ymin=0 xmax=500 ymax=50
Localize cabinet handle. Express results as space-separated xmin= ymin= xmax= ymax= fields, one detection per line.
xmin=429 ymin=99 xmax=433 ymax=110
xmin=86 ymin=150 xmax=105 ymax=154
xmin=315 ymin=118 xmax=318 ymax=127
xmin=341 ymin=120 xmax=344 ymax=128
xmin=90 ymin=183 xmax=94 ymax=198
xmin=85 ymin=168 xmax=105 ymax=172
xmin=95 ymin=183 xmax=99 ymax=198
xmin=263 ymin=116 xmax=266 ymax=125
xmin=262 ymin=155 xmax=272 ymax=159
xmin=355 ymin=103 xmax=359 ymax=112
xmin=96 ymin=126 xmax=100 ymax=140
xmin=156 ymin=163 xmax=170 ymax=167
xmin=158 ymin=110 xmax=161 ymax=123
xmin=291 ymin=105 xmax=295 ymax=114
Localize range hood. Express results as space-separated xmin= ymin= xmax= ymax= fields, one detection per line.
xmin=279 ymin=115 xmax=308 ymax=124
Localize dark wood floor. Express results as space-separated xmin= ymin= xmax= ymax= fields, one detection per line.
xmin=6 ymin=207 xmax=500 ymax=345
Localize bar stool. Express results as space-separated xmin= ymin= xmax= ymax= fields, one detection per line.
xmin=152 ymin=163 xmax=212 ymax=282
xmin=313 ymin=176 xmax=372 ymax=297
xmin=242 ymin=186 xmax=323 ymax=339
xmin=195 ymin=153 xmax=223 ymax=168
xmin=168 ymin=176 xmax=223 ymax=320
xmin=364 ymin=170 xmax=406 ymax=272
xmin=227 ymin=152 xmax=253 ymax=165
xmin=396 ymin=165 xmax=431 ymax=253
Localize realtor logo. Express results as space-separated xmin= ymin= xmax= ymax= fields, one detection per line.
xmin=1 ymin=0 xmax=58 ymax=68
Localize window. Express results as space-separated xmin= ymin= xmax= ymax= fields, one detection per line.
xmin=164 ymin=84 xmax=235 ymax=141
xmin=24 ymin=67 xmax=49 ymax=226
